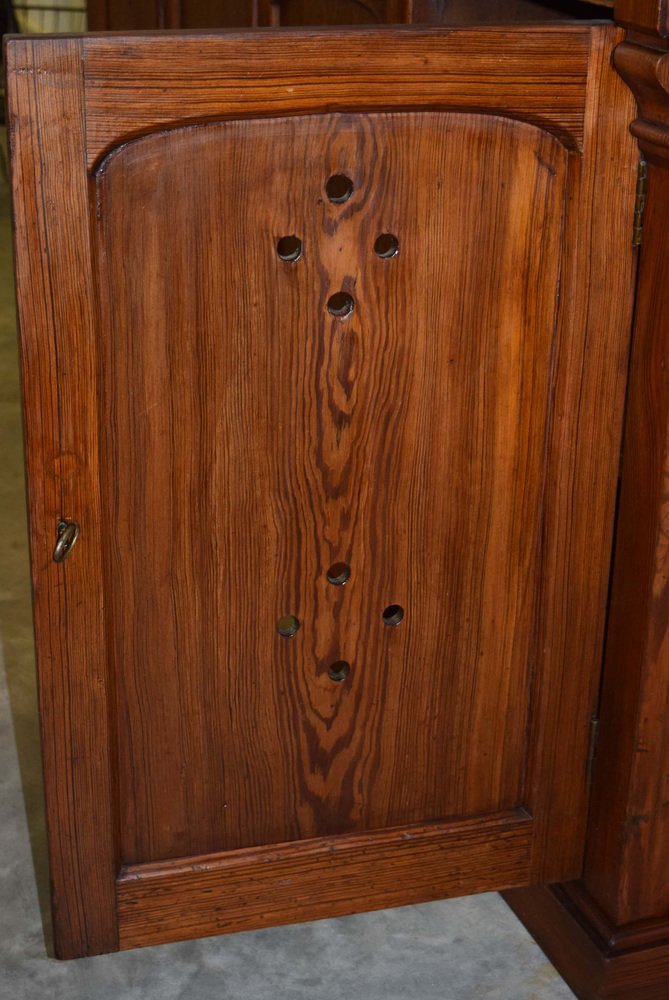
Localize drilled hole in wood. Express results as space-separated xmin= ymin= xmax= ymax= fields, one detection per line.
xmin=327 ymin=562 xmax=351 ymax=586
xmin=277 ymin=614 xmax=300 ymax=638
xmin=382 ymin=604 xmax=404 ymax=627
xmin=276 ymin=235 xmax=302 ymax=262
xmin=326 ymin=174 xmax=354 ymax=204
xmin=328 ymin=660 xmax=351 ymax=682
xmin=374 ymin=233 xmax=399 ymax=259
xmin=327 ymin=292 xmax=354 ymax=318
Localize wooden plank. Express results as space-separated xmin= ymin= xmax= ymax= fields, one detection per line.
xmin=524 ymin=24 xmax=639 ymax=882
xmin=117 ymin=811 xmax=532 ymax=949
xmin=5 ymin=38 xmax=119 ymax=958
xmin=584 ymin=164 xmax=669 ymax=925
xmin=81 ymin=26 xmax=592 ymax=168
xmin=508 ymin=39 xmax=669 ymax=1000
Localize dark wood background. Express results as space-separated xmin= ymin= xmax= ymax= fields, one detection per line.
xmin=86 ymin=0 xmax=613 ymax=30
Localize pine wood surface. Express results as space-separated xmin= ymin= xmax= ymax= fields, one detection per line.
xmin=6 ymin=38 xmax=120 ymax=957
xmin=6 ymin=23 xmax=639 ymax=957
xmin=118 ymin=811 xmax=532 ymax=949
xmin=97 ymin=108 xmax=563 ymax=863
xmin=81 ymin=26 xmax=593 ymax=168
xmin=503 ymin=20 xmax=669 ymax=1000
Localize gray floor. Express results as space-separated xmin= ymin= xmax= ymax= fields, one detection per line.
xmin=0 ymin=175 xmax=576 ymax=1000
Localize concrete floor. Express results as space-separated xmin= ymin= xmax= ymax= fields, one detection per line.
xmin=0 ymin=174 xmax=577 ymax=1000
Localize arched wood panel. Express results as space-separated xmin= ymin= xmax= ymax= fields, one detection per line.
xmin=96 ymin=111 xmax=564 ymax=863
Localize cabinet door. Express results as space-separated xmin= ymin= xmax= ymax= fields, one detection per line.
xmin=6 ymin=25 xmax=638 ymax=958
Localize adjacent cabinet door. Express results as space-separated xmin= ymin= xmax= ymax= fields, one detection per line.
xmin=7 ymin=25 xmax=639 ymax=958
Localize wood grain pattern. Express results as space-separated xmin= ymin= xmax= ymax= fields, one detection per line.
xmin=583 ymin=165 xmax=669 ymax=927
xmin=523 ymin=24 xmax=638 ymax=883
xmin=505 ymin=29 xmax=669 ymax=1000
xmin=7 ymin=24 xmax=640 ymax=957
xmin=5 ymin=38 xmax=119 ymax=958
xmin=80 ymin=27 xmax=593 ymax=169
xmin=97 ymin=109 xmax=564 ymax=863
xmin=577 ymin=27 xmax=669 ymax=965
xmin=117 ymin=811 xmax=532 ymax=950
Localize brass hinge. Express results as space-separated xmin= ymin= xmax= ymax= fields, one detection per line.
xmin=587 ymin=716 xmax=600 ymax=784
xmin=633 ymin=159 xmax=648 ymax=248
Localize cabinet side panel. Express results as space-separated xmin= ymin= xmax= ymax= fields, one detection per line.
xmin=525 ymin=25 xmax=639 ymax=882
xmin=585 ymin=164 xmax=669 ymax=926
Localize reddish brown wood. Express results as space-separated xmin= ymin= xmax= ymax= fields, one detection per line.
xmin=176 ymin=0 xmax=256 ymax=27
xmin=584 ymin=160 xmax=669 ymax=927
xmin=5 ymin=38 xmax=119 ymax=959
xmin=168 ymin=0 xmax=248 ymax=26
xmin=524 ymin=26 xmax=637 ymax=882
xmin=86 ymin=0 xmax=404 ymax=29
xmin=271 ymin=0 xmax=406 ymax=24
xmin=98 ymin=107 xmax=563 ymax=862
xmin=505 ymin=33 xmax=669 ymax=1000
xmin=117 ymin=811 xmax=532 ymax=950
xmin=81 ymin=26 xmax=595 ymax=169
xmin=86 ymin=0 xmax=257 ymax=29
xmin=615 ymin=0 xmax=669 ymax=38
xmin=83 ymin=24 xmax=637 ymax=882
xmin=505 ymin=885 xmax=669 ymax=1000
xmin=584 ymin=42 xmax=669 ymax=932
xmin=615 ymin=42 xmax=669 ymax=162
xmin=87 ymin=0 xmax=163 ymax=30
xmin=7 ymin=25 xmax=639 ymax=957
xmin=85 ymin=0 xmax=617 ymax=31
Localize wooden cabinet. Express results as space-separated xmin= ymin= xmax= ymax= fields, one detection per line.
xmin=85 ymin=0 xmax=408 ymax=29
xmin=7 ymin=4 xmax=669 ymax=998
xmin=85 ymin=0 xmax=607 ymax=29
xmin=504 ymin=8 xmax=669 ymax=999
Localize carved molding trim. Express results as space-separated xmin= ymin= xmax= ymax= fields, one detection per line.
xmin=615 ymin=40 xmax=669 ymax=162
